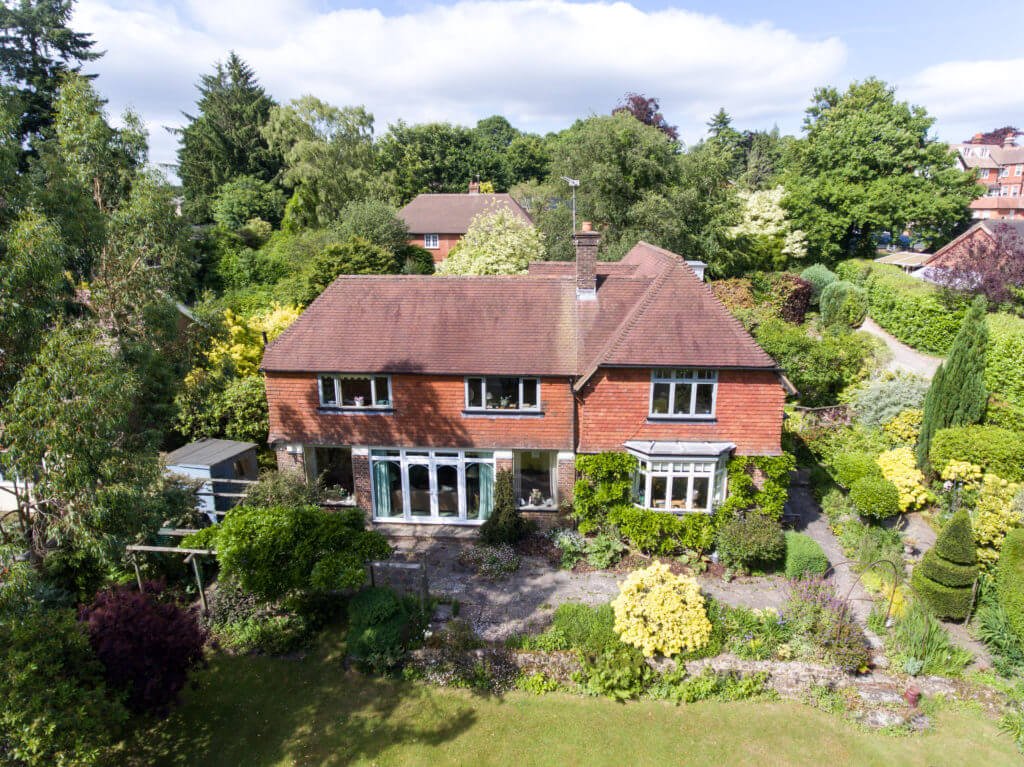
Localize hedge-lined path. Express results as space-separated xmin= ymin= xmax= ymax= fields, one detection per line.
xmin=389 ymin=538 xmax=790 ymax=641
xmin=861 ymin=316 xmax=943 ymax=378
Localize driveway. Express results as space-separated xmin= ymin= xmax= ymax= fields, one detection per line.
xmin=860 ymin=317 xmax=943 ymax=378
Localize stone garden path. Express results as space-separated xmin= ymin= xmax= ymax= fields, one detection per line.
xmin=390 ymin=537 xmax=790 ymax=641
xmin=860 ymin=317 xmax=943 ymax=378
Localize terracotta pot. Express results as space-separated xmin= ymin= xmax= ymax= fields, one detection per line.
xmin=904 ymin=685 xmax=921 ymax=707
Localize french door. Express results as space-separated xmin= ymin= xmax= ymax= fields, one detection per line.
xmin=371 ymin=448 xmax=494 ymax=523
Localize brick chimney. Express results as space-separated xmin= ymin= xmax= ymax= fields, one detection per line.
xmin=1003 ymin=131 xmax=1018 ymax=149
xmin=468 ymin=180 xmax=480 ymax=194
xmin=573 ymin=221 xmax=600 ymax=300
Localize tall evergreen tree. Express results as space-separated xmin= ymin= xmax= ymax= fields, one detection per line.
xmin=176 ymin=52 xmax=280 ymax=221
xmin=917 ymin=295 xmax=989 ymax=471
xmin=0 ymin=0 xmax=99 ymax=154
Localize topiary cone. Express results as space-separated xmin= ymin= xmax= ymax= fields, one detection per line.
xmin=912 ymin=510 xmax=978 ymax=620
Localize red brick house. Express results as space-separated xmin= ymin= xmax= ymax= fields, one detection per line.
xmin=925 ymin=219 xmax=1024 ymax=268
xmin=953 ymin=129 xmax=1024 ymax=220
xmin=262 ymin=228 xmax=790 ymax=530
xmin=399 ymin=182 xmax=533 ymax=263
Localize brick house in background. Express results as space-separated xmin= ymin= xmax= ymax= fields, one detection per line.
xmin=398 ymin=181 xmax=533 ymax=263
xmin=261 ymin=226 xmax=791 ymax=532
xmin=953 ymin=129 xmax=1024 ymax=220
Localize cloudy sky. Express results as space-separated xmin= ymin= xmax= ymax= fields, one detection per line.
xmin=71 ymin=0 xmax=1023 ymax=174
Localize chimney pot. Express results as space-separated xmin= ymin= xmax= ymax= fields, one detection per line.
xmin=581 ymin=220 xmax=593 ymax=232
xmin=468 ymin=180 xmax=480 ymax=194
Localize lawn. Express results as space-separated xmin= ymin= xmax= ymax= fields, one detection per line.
xmin=120 ymin=629 xmax=1020 ymax=767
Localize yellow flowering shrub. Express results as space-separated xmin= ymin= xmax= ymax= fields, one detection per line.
xmin=940 ymin=460 xmax=983 ymax=489
xmin=882 ymin=408 xmax=922 ymax=446
xmin=611 ymin=562 xmax=711 ymax=657
xmin=207 ymin=303 xmax=301 ymax=377
xmin=973 ymin=474 xmax=1023 ymax=569
xmin=876 ymin=448 xmax=929 ymax=512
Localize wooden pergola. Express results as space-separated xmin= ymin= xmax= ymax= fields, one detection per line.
xmin=126 ymin=528 xmax=215 ymax=614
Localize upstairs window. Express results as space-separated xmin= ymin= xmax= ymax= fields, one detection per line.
xmin=424 ymin=233 xmax=440 ymax=249
xmin=319 ymin=375 xmax=392 ymax=409
xmin=649 ymin=368 xmax=717 ymax=418
xmin=465 ymin=377 xmax=540 ymax=411
xmin=1000 ymin=167 xmax=1010 ymax=178
xmin=1016 ymin=165 xmax=1023 ymax=177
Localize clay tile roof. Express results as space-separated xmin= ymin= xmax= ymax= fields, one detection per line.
xmin=398 ymin=193 xmax=532 ymax=234
xmin=261 ymin=241 xmax=779 ymax=379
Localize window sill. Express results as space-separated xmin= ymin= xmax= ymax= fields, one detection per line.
xmin=318 ymin=407 xmax=394 ymax=416
xmin=635 ymin=504 xmax=713 ymax=516
xmin=517 ymin=504 xmax=559 ymax=512
xmin=646 ymin=415 xmax=716 ymax=424
xmin=462 ymin=409 xmax=545 ymax=418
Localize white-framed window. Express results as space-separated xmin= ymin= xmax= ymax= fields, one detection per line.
xmin=977 ymin=168 xmax=988 ymax=179
xmin=514 ymin=450 xmax=558 ymax=508
xmin=465 ymin=376 xmax=540 ymax=412
xmin=1000 ymin=167 xmax=1010 ymax=178
xmin=1016 ymin=165 xmax=1023 ymax=176
xmin=649 ymin=368 xmax=717 ymax=419
xmin=370 ymin=447 xmax=494 ymax=522
xmin=632 ymin=458 xmax=727 ymax=513
xmin=318 ymin=374 xmax=392 ymax=409
xmin=1001 ymin=185 xmax=1013 ymax=196
xmin=424 ymin=233 xmax=439 ymax=249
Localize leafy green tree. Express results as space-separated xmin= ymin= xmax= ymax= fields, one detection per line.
xmin=613 ymin=92 xmax=678 ymax=141
xmin=705 ymin=107 xmax=744 ymax=178
xmin=728 ymin=185 xmax=808 ymax=270
xmin=435 ymin=207 xmax=544 ymax=275
xmin=263 ymin=96 xmax=375 ymax=228
xmin=740 ymin=127 xmax=788 ymax=190
xmin=917 ymin=295 xmax=989 ymax=471
xmin=0 ymin=207 xmax=68 ymax=397
xmin=211 ymin=174 xmax=285 ymax=229
xmin=177 ymin=52 xmax=280 ymax=221
xmin=375 ymin=120 xmax=474 ymax=202
xmin=332 ymin=199 xmax=409 ymax=256
xmin=0 ymin=0 xmax=99 ymax=152
xmin=468 ymin=114 xmax=518 ymax=189
xmin=0 ymin=324 xmax=154 ymax=557
xmin=506 ymin=132 xmax=550 ymax=184
xmin=784 ymin=79 xmax=979 ymax=262
xmin=303 ymin=236 xmax=398 ymax=303
xmin=51 ymin=73 xmax=146 ymax=212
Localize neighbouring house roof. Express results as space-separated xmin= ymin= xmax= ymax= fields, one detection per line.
xmin=164 ymin=438 xmax=257 ymax=468
xmin=927 ymin=220 xmax=1024 ymax=266
xmin=261 ymin=242 xmax=779 ymax=380
xmin=875 ymin=251 xmax=931 ymax=268
xmin=399 ymin=193 xmax=532 ymax=234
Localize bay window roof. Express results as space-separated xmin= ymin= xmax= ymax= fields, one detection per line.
xmin=624 ymin=440 xmax=735 ymax=458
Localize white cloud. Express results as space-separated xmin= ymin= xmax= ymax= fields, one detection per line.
xmin=902 ymin=58 xmax=1024 ymax=141
xmin=73 ymin=0 xmax=847 ymax=172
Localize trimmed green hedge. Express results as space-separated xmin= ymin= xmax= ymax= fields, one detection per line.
xmin=784 ymin=531 xmax=829 ymax=579
xmin=917 ymin=553 xmax=978 ymax=588
xmin=986 ymin=313 xmax=1024 ymax=411
xmin=911 ymin=567 xmax=975 ymax=619
xmin=838 ymin=260 xmax=967 ymax=355
xmin=848 ymin=475 xmax=900 ymax=519
xmin=716 ymin=513 xmax=785 ymax=571
xmin=606 ymin=504 xmax=718 ymax=555
xmin=913 ymin=510 xmax=978 ymax=620
xmin=820 ymin=280 xmax=868 ymax=328
xmin=832 ymin=451 xmax=883 ymax=489
xmin=838 ymin=259 xmax=1024 ymax=410
xmin=929 ymin=425 xmax=1024 ymax=482
xmin=997 ymin=529 xmax=1024 ymax=645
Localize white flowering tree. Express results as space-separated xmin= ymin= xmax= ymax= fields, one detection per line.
xmin=729 ymin=185 xmax=808 ymax=267
xmin=435 ymin=207 xmax=545 ymax=275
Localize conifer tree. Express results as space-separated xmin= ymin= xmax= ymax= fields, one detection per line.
xmin=479 ymin=469 xmax=527 ymax=545
xmin=916 ymin=295 xmax=988 ymax=471
xmin=176 ymin=52 xmax=280 ymax=221
xmin=911 ymin=510 xmax=978 ymax=619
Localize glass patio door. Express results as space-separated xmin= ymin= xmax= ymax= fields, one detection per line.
xmin=370 ymin=449 xmax=494 ymax=522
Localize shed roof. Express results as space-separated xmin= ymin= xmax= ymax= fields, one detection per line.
xmin=164 ymin=439 xmax=257 ymax=468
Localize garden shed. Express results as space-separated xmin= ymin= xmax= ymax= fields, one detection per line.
xmin=164 ymin=438 xmax=258 ymax=521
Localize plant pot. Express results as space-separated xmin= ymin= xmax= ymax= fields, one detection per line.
xmin=904 ymin=685 xmax=921 ymax=707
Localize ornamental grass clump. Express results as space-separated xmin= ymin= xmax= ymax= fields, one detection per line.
xmin=612 ymin=562 xmax=712 ymax=657
xmin=912 ymin=510 xmax=979 ymax=620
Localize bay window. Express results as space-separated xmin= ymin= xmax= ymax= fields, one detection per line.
xmin=650 ymin=368 xmax=717 ymax=418
xmin=465 ymin=376 xmax=540 ymax=411
xmin=633 ymin=458 xmax=728 ymax=513
xmin=318 ymin=374 xmax=391 ymax=409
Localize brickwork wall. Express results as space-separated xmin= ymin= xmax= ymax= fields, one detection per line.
xmin=266 ymin=373 xmax=575 ymax=451
xmin=557 ymin=458 xmax=576 ymax=506
xmin=352 ymin=452 xmax=371 ymax=510
xmin=409 ymin=233 xmax=462 ymax=263
xmin=576 ymin=368 xmax=785 ymax=455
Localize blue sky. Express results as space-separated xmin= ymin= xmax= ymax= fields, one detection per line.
xmin=72 ymin=0 xmax=1021 ymax=173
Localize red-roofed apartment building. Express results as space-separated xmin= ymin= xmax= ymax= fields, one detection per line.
xmin=262 ymin=227 xmax=790 ymax=531
xmin=953 ymin=129 xmax=1024 ymax=220
xmin=399 ymin=182 xmax=533 ymax=263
